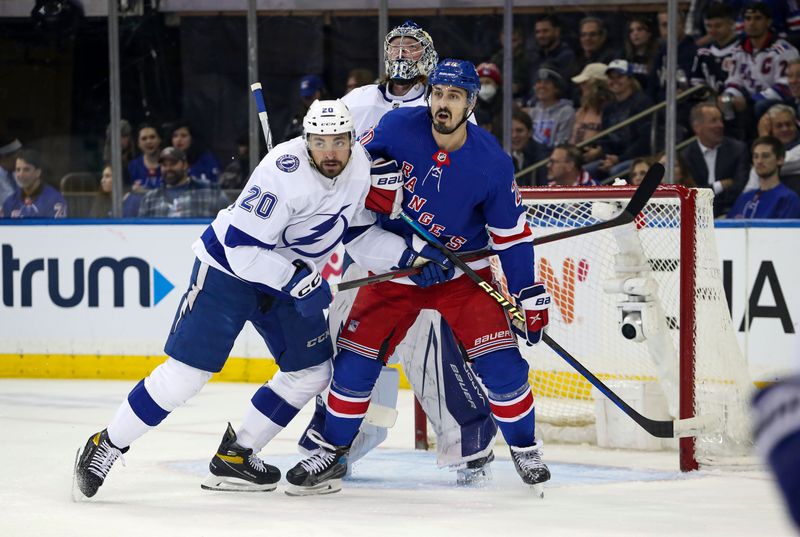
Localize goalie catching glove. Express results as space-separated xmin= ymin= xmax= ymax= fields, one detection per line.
xmin=397 ymin=235 xmax=455 ymax=288
xmin=282 ymin=260 xmax=332 ymax=317
xmin=512 ymin=282 xmax=551 ymax=346
xmin=365 ymin=159 xmax=404 ymax=219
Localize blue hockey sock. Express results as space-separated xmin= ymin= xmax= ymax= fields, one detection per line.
xmin=324 ymin=349 xmax=383 ymax=447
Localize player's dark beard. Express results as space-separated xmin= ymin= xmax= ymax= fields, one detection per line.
xmin=319 ymin=159 xmax=343 ymax=178
xmin=431 ymin=107 xmax=471 ymax=135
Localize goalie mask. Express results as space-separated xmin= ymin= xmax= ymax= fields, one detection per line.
xmin=383 ymin=20 xmax=438 ymax=82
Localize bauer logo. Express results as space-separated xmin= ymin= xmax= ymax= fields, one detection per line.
xmin=276 ymin=154 xmax=300 ymax=173
xmin=0 ymin=244 xmax=175 ymax=308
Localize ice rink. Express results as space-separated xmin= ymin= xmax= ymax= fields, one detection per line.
xmin=1 ymin=378 xmax=795 ymax=537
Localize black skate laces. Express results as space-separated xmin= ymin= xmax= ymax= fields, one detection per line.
xmin=88 ymin=440 xmax=125 ymax=479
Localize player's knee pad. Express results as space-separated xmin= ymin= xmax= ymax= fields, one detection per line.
xmin=470 ymin=348 xmax=529 ymax=396
xmin=268 ymin=360 xmax=332 ymax=409
xmin=331 ymin=349 xmax=385 ymax=393
xmin=143 ymin=357 xmax=212 ymax=412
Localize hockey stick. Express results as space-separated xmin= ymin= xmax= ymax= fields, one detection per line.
xmin=533 ymin=162 xmax=664 ymax=246
xmin=250 ymin=82 xmax=274 ymax=151
xmin=397 ymin=166 xmax=709 ymax=439
xmin=330 ymin=248 xmax=493 ymax=293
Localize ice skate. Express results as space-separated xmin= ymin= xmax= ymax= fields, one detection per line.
xmin=510 ymin=441 xmax=550 ymax=498
xmin=201 ymin=423 xmax=280 ymax=492
xmin=73 ymin=429 xmax=128 ymax=500
xmin=285 ymin=430 xmax=349 ymax=496
xmin=456 ymin=451 xmax=494 ymax=486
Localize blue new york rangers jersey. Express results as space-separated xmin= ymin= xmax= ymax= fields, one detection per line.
xmin=359 ymin=106 xmax=535 ymax=295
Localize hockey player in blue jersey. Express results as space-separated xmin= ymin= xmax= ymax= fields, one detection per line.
xmin=286 ymin=59 xmax=552 ymax=496
xmin=72 ymin=100 xmax=430 ymax=498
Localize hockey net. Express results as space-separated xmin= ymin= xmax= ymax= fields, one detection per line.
xmin=515 ymin=185 xmax=753 ymax=471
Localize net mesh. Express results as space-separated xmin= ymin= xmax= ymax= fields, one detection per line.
xmin=516 ymin=186 xmax=753 ymax=467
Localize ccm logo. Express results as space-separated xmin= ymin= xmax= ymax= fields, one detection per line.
xmin=298 ymin=273 xmax=322 ymax=297
xmin=306 ymin=331 xmax=330 ymax=348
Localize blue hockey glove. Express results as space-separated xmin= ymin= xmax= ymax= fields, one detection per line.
xmin=398 ymin=235 xmax=455 ymax=288
xmin=282 ymin=260 xmax=332 ymax=317
xmin=511 ymin=282 xmax=551 ymax=346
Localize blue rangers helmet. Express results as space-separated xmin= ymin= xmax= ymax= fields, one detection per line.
xmin=384 ymin=20 xmax=438 ymax=81
xmin=428 ymin=59 xmax=481 ymax=102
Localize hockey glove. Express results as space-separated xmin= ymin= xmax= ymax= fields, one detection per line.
xmin=512 ymin=282 xmax=551 ymax=346
xmin=398 ymin=235 xmax=455 ymax=288
xmin=365 ymin=159 xmax=404 ymax=219
xmin=282 ymin=260 xmax=332 ymax=318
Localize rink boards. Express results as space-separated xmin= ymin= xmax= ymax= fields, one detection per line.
xmin=0 ymin=219 xmax=797 ymax=384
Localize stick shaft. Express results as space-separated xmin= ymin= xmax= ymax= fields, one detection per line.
xmin=250 ymin=82 xmax=273 ymax=151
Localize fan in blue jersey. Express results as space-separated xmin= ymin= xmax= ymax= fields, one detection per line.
xmin=729 ymin=136 xmax=800 ymax=218
xmin=1 ymin=149 xmax=67 ymax=219
xmin=286 ymin=59 xmax=552 ymax=496
xmin=72 ymin=100 xmax=417 ymax=498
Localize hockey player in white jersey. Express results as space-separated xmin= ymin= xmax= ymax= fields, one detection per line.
xmin=300 ymin=20 xmax=497 ymax=486
xmin=720 ymin=3 xmax=799 ymax=119
xmin=72 ymin=100 xmax=430 ymax=498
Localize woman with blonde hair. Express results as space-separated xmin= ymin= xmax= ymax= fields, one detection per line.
xmin=570 ymin=76 xmax=614 ymax=152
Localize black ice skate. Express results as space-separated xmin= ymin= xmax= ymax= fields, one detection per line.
xmin=201 ymin=423 xmax=281 ymax=492
xmin=73 ymin=429 xmax=128 ymax=500
xmin=285 ymin=430 xmax=349 ymax=496
xmin=510 ymin=441 xmax=550 ymax=497
xmin=456 ymin=451 xmax=495 ymax=486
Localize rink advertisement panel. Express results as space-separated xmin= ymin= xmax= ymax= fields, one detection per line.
xmin=0 ymin=220 xmax=797 ymax=382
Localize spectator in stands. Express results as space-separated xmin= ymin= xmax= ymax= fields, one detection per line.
xmin=787 ymin=58 xmax=800 ymax=116
xmin=530 ymin=14 xmax=575 ymax=82
xmin=138 ymin=147 xmax=229 ymax=218
xmin=475 ymin=62 xmax=503 ymax=141
xmin=0 ymin=138 xmax=21 ymax=205
xmin=490 ymin=27 xmax=531 ymax=101
xmin=650 ymin=9 xmax=698 ymax=103
xmin=1 ymin=149 xmax=66 ymax=218
xmin=681 ymin=102 xmax=749 ymax=216
xmin=88 ymin=165 xmax=141 ymax=218
xmin=345 ymin=68 xmax=374 ymax=94
xmin=583 ymin=60 xmax=652 ymax=179
xmin=689 ymin=4 xmax=739 ymax=95
xmin=511 ymin=108 xmax=547 ymax=187
xmin=169 ymin=120 xmax=221 ymax=184
xmin=743 ymin=104 xmax=800 ymax=191
xmin=218 ymin=133 xmax=250 ymax=191
xmin=657 ymin=151 xmax=696 ymax=188
xmin=127 ymin=122 xmax=162 ymax=192
xmin=528 ymin=67 xmax=575 ymax=149
xmin=624 ymin=15 xmax=659 ymax=93
xmin=568 ymin=17 xmax=619 ymax=81
xmin=729 ymin=136 xmax=800 ymax=218
xmin=719 ymin=3 xmax=800 ymax=122
xmin=282 ymin=74 xmax=326 ymax=142
xmin=628 ymin=156 xmax=653 ymax=186
xmin=103 ymin=119 xmax=134 ymax=184
xmin=547 ymin=143 xmax=598 ymax=186
xmin=570 ymin=66 xmax=613 ymax=146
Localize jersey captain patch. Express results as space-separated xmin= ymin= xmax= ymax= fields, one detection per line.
xmin=276 ymin=154 xmax=300 ymax=172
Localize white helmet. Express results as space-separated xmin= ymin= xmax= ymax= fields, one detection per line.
xmin=303 ymin=99 xmax=355 ymax=143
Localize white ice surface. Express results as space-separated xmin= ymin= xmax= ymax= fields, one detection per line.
xmin=0 ymin=379 xmax=795 ymax=537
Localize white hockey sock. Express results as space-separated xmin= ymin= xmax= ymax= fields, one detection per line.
xmin=107 ymin=399 xmax=151 ymax=449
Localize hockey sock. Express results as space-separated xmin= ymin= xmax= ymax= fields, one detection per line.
xmin=107 ymin=358 xmax=212 ymax=448
xmin=324 ymin=349 xmax=383 ymax=447
xmin=237 ymin=386 xmax=301 ymax=452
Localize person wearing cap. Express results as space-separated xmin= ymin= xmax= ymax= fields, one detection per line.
xmin=528 ymin=67 xmax=575 ymax=149
xmin=530 ymin=14 xmax=575 ymax=82
xmin=475 ymin=62 xmax=503 ymax=140
xmin=570 ymin=66 xmax=614 ymax=146
xmin=1 ymin=149 xmax=67 ymax=219
xmin=281 ymin=74 xmax=327 ymax=143
xmin=584 ymin=59 xmax=652 ymax=179
xmin=720 ymin=3 xmax=799 ymax=123
xmin=0 ymin=138 xmax=22 ymax=205
xmin=137 ymin=146 xmax=229 ymax=218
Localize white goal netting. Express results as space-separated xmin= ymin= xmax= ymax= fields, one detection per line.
xmin=517 ymin=186 xmax=753 ymax=469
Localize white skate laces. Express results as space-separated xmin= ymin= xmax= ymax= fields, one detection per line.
xmin=300 ymin=430 xmax=338 ymax=474
xmin=87 ymin=440 xmax=125 ymax=480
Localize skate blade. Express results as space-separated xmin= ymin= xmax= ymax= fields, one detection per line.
xmin=285 ymin=479 xmax=342 ymax=497
xmin=456 ymin=467 xmax=493 ymax=487
xmin=530 ymin=483 xmax=545 ymax=499
xmin=201 ymin=474 xmax=277 ymax=492
xmin=71 ymin=447 xmax=88 ymax=502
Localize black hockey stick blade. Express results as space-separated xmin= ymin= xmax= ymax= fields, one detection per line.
xmin=534 ymin=162 xmax=665 ymax=247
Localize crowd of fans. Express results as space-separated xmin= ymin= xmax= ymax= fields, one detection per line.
xmin=3 ymin=2 xmax=800 ymax=220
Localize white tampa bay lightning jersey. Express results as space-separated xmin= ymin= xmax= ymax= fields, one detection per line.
xmin=343 ymin=82 xmax=428 ymax=136
xmin=192 ymin=137 xmax=405 ymax=295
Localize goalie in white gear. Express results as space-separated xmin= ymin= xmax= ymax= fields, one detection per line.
xmin=73 ymin=99 xmax=416 ymax=498
xmin=299 ymin=20 xmax=496 ymax=486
